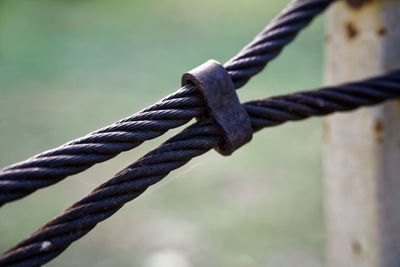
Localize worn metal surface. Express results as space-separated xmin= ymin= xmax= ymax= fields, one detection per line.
xmin=324 ymin=0 xmax=400 ymax=266
xmin=182 ymin=60 xmax=252 ymax=155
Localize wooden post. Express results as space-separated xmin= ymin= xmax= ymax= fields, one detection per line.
xmin=324 ymin=1 xmax=400 ymax=267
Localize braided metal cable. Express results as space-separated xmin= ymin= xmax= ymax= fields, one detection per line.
xmin=224 ymin=0 xmax=335 ymax=88
xmin=1 ymin=70 xmax=399 ymax=267
xmin=0 ymin=118 xmax=222 ymax=267
xmin=0 ymin=0 xmax=335 ymax=207
xmin=0 ymin=86 xmax=205 ymax=206
xmin=247 ymin=71 xmax=400 ymax=130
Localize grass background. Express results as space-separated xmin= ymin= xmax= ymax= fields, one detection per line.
xmin=0 ymin=0 xmax=327 ymax=266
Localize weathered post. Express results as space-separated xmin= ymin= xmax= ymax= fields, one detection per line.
xmin=324 ymin=0 xmax=400 ymax=266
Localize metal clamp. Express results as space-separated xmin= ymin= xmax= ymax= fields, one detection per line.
xmin=182 ymin=59 xmax=253 ymax=156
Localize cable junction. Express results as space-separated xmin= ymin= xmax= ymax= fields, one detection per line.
xmin=1 ymin=0 xmax=399 ymax=266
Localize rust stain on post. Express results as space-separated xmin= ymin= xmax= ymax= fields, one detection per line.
xmin=373 ymin=119 xmax=385 ymax=143
xmin=352 ymin=240 xmax=363 ymax=256
xmin=378 ymin=27 xmax=388 ymax=36
xmin=345 ymin=22 xmax=359 ymax=39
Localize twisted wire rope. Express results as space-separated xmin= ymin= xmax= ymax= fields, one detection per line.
xmin=224 ymin=0 xmax=334 ymax=88
xmin=0 ymin=0 xmax=335 ymax=206
xmin=1 ymin=70 xmax=400 ymax=266
xmin=0 ymin=86 xmax=204 ymax=205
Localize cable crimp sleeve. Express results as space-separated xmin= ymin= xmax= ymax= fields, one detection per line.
xmin=182 ymin=59 xmax=253 ymax=156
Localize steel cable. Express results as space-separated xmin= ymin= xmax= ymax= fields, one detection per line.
xmin=0 ymin=0 xmax=335 ymax=206
xmin=224 ymin=0 xmax=335 ymax=88
xmin=1 ymin=70 xmax=399 ymax=267
xmin=0 ymin=85 xmax=204 ymax=206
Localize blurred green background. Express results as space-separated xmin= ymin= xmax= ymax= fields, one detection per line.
xmin=0 ymin=0 xmax=327 ymax=266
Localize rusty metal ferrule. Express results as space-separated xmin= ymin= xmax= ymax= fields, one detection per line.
xmin=182 ymin=59 xmax=253 ymax=156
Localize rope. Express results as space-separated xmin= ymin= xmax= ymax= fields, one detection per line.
xmin=247 ymin=71 xmax=400 ymax=129
xmin=224 ymin=0 xmax=335 ymax=88
xmin=0 ymin=0 xmax=335 ymax=206
xmin=1 ymin=70 xmax=399 ymax=266
xmin=0 ymin=86 xmax=204 ymax=206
